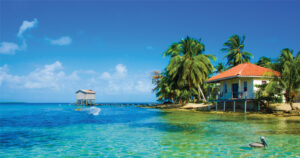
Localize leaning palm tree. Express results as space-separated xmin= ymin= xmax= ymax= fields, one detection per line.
xmin=164 ymin=37 xmax=215 ymax=102
xmin=221 ymin=34 xmax=253 ymax=67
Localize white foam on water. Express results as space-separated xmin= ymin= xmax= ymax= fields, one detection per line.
xmin=84 ymin=107 xmax=101 ymax=116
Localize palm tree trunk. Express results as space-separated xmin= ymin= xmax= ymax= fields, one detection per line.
xmin=290 ymin=102 xmax=295 ymax=110
xmin=198 ymin=84 xmax=207 ymax=102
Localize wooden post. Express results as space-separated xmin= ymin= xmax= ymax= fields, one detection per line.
xmin=233 ymin=101 xmax=236 ymax=112
xmin=216 ymin=101 xmax=218 ymax=111
xmin=81 ymin=99 xmax=83 ymax=105
xmin=244 ymin=100 xmax=247 ymax=113
xmin=238 ymin=78 xmax=241 ymax=98
xmin=230 ymin=80 xmax=233 ymax=99
xmin=85 ymin=99 xmax=87 ymax=106
xmin=223 ymin=101 xmax=226 ymax=111
xmin=258 ymin=102 xmax=260 ymax=111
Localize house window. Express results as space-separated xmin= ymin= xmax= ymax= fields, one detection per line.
xmin=262 ymin=81 xmax=267 ymax=84
xmin=244 ymin=81 xmax=247 ymax=91
xmin=224 ymin=83 xmax=227 ymax=93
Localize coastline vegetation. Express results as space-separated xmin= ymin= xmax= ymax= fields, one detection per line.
xmin=153 ymin=37 xmax=215 ymax=104
xmin=153 ymin=34 xmax=300 ymax=112
xmin=255 ymin=49 xmax=300 ymax=110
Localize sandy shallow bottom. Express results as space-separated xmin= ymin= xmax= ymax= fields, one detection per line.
xmin=0 ymin=103 xmax=299 ymax=157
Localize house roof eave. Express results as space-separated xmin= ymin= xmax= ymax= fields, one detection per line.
xmin=206 ymin=75 xmax=276 ymax=83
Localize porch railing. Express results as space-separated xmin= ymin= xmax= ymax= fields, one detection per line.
xmin=218 ymin=91 xmax=248 ymax=100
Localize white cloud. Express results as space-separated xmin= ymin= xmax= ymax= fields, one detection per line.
xmin=100 ymin=64 xmax=127 ymax=80
xmin=135 ymin=80 xmax=152 ymax=93
xmin=17 ymin=18 xmax=38 ymax=38
xmin=0 ymin=42 xmax=20 ymax=55
xmin=115 ymin=64 xmax=127 ymax=77
xmin=48 ymin=36 xmax=72 ymax=46
xmin=0 ymin=64 xmax=21 ymax=86
xmin=1 ymin=18 xmax=37 ymax=55
xmin=0 ymin=61 xmax=79 ymax=90
xmin=69 ymin=71 xmax=79 ymax=80
xmin=100 ymin=72 xmax=111 ymax=80
xmin=0 ymin=62 xmax=153 ymax=96
xmin=24 ymin=61 xmax=65 ymax=89
xmin=97 ymin=64 xmax=153 ymax=94
xmin=84 ymin=70 xmax=97 ymax=74
xmin=0 ymin=65 xmax=9 ymax=85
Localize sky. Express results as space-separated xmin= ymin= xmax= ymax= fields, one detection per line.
xmin=0 ymin=0 xmax=299 ymax=103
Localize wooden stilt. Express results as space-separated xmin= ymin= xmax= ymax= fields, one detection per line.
xmin=244 ymin=100 xmax=247 ymax=113
xmin=233 ymin=101 xmax=236 ymax=112
xmin=223 ymin=101 xmax=226 ymax=111
xmin=216 ymin=102 xmax=218 ymax=111
xmin=81 ymin=99 xmax=83 ymax=105
xmin=258 ymin=102 xmax=260 ymax=111
xmin=238 ymin=78 xmax=241 ymax=98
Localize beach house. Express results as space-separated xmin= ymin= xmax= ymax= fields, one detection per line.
xmin=207 ymin=63 xmax=281 ymax=112
xmin=76 ymin=89 xmax=96 ymax=105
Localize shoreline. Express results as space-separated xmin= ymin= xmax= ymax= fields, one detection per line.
xmin=141 ymin=103 xmax=300 ymax=119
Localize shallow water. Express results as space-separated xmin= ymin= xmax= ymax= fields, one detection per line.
xmin=0 ymin=103 xmax=299 ymax=157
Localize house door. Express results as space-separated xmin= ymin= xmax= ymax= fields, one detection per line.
xmin=232 ymin=83 xmax=239 ymax=98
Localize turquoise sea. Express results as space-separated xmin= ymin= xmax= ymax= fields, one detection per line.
xmin=0 ymin=103 xmax=299 ymax=157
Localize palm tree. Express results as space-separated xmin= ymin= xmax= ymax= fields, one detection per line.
xmin=221 ymin=34 xmax=253 ymax=67
xmin=164 ymin=36 xmax=215 ymax=102
xmin=278 ymin=48 xmax=295 ymax=65
xmin=265 ymin=48 xmax=300 ymax=110
xmin=153 ymin=72 xmax=173 ymax=103
xmin=256 ymin=56 xmax=272 ymax=68
xmin=214 ymin=63 xmax=226 ymax=73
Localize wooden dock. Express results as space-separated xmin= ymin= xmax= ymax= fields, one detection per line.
xmin=75 ymin=103 xmax=158 ymax=107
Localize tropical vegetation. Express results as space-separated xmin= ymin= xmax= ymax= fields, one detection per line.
xmin=221 ymin=34 xmax=253 ymax=67
xmin=255 ymin=56 xmax=273 ymax=69
xmin=153 ymin=36 xmax=215 ymax=104
xmin=154 ymin=35 xmax=299 ymax=111
xmin=214 ymin=63 xmax=226 ymax=73
xmin=259 ymin=48 xmax=300 ymax=110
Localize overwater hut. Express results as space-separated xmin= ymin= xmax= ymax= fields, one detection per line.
xmin=76 ymin=89 xmax=96 ymax=105
xmin=207 ymin=63 xmax=281 ymax=112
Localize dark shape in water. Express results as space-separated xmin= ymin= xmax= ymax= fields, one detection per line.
xmin=130 ymin=122 xmax=202 ymax=133
xmin=208 ymin=119 xmax=235 ymax=122
xmin=0 ymin=131 xmax=60 ymax=149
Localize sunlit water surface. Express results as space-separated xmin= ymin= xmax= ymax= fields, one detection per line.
xmin=0 ymin=103 xmax=299 ymax=157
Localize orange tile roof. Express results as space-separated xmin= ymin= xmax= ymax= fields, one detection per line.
xmin=207 ymin=63 xmax=280 ymax=83
xmin=76 ymin=89 xmax=96 ymax=94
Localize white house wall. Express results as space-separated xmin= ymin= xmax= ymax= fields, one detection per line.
xmin=218 ymin=77 xmax=283 ymax=100
xmin=76 ymin=92 xmax=95 ymax=100
xmin=253 ymin=79 xmax=268 ymax=92
xmin=76 ymin=92 xmax=85 ymax=100
xmin=219 ymin=78 xmax=266 ymax=99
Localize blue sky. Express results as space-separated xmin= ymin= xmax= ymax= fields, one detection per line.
xmin=0 ymin=0 xmax=299 ymax=102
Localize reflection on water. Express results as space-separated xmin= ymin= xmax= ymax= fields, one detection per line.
xmin=0 ymin=104 xmax=299 ymax=157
